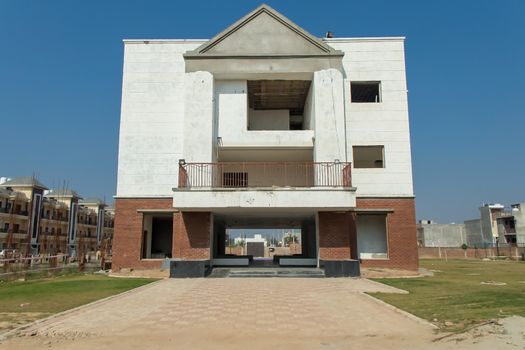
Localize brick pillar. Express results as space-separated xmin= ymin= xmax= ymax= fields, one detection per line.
xmin=173 ymin=212 xmax=211 ymax=260
xmin=318 ymin=211 xmax=356 ymax=260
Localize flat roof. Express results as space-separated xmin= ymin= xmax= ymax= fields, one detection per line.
xmin=122 ymin=37 xmax=405 ymax=44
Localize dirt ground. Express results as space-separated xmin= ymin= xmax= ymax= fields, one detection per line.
xmin=0 ymin=278 xmax=523 ymax=350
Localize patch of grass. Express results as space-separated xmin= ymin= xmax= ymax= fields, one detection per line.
xmin=0 ymin=274 xmax=156 ymax=332
xmin=371 ymin=260 xmax=525 ymax=331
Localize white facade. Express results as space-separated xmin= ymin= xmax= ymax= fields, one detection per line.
xmin=116 ymin=8 xmax=414 ymax=207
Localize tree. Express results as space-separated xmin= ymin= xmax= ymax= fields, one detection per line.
xmin=283 ymin=234 xmax=299 ymax=247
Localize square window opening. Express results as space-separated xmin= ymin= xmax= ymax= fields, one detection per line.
xmin=353 ymin=146 xmax=385 ymax=168
xmin=351 ymin=81 xmax=381 ymax=103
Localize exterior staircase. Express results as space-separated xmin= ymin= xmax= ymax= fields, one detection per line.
xmin=208 ymin=267 xmax=325 ymax=278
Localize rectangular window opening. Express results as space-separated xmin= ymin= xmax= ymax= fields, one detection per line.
xmin=357 ymin=214 xmax=388 ymax=259
xmin=351 ymin=81 xmax=381 ymax=103
xmin=142 ymin=214 xmax=173 ymax=259
xmin=353 ymin=146 xmax=385 ymax=168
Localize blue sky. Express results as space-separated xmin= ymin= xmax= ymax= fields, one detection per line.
xmin=0 ymin=0 xmax=523 ymax=223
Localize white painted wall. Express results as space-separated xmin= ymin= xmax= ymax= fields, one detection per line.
xmin=117 ymin=38 xmax=414 ymax=200
xmin=326 ymin=38 xmax=414 ymax=197
xmin=312 ymin=69 xmax=346 ymax=163
xmin=248 ymin=109 xmax=290 ymax=130
xmin=117 ymin=41 xmax=203 ymax=197
xmin=303 ymin=84 xmax=314 ymax=130
xmin=183 ymin=71 xmax=215 ymax=163
xmin=173 ymin=188 xmax=356 ymax=210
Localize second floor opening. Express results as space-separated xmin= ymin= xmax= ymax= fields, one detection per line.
xmin=247 ymin=80 xmax=312 ymax=131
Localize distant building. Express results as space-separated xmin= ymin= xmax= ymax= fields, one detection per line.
xmin=418 ymin=202 xmax=525 ymax=248
xmin=0 ymin=176 xmax=114 ymax=256
xmin=417 ymin=221 xmax=466 ymax=247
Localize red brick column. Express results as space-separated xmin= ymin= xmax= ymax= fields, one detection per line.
xmin=357 ymin=198 xmax=418 ymax=270
xmin=112 ymin=198 xmax=173 ymax=271
xmin=173 ymin=212 xmax=211 ymax=260
xmin=318 ymin=211 xmax=357 ymax=260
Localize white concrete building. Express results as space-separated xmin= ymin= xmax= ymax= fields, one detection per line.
xmin=113 ymin=5 xmax=418 ymax=276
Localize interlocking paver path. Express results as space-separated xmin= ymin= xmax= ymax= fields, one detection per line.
xmin=1 ymin=278 xmax=437 ymax=350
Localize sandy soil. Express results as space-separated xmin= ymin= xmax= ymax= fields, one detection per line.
xmin=0 ymin=278 xmax=523 ymax=350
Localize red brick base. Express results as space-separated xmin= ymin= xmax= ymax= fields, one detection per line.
xmin=358 ymin=198 xmax=418 ymax=271
xmin=318 ymin=212 xmax=358 ymax=260
xmin=173 ymin=212 xmax=211 ymax=260
xmin=112 ymin=198 xmax=211 ymax=271
xmin=113 ymin=197 xmax=418 ymax=272
xmin=318 ymin=198 xmax=418 ymax=271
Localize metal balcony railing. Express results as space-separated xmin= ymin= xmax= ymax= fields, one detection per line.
xmin=178 ymin=162 xmax=352 ymax=189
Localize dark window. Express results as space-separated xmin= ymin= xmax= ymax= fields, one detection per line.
xmin=222 ymin=172 xmax=248 ymax=187
xmin=353 ymin=146 xmax=385 ymax=168
xmin=351 ymin=82 xmax=381 ymax=103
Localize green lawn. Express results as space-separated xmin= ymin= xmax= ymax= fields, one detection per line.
xmin=0 ymin=274 xmax=156 ymax=332
xmin=371 ymin=259 xmax=525 ymax=331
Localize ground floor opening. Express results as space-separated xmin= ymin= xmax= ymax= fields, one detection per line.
xmin=212 ymin=212 xmax=317 ymax=267
xmin=142 ymin=213 xmax=173 ymax=259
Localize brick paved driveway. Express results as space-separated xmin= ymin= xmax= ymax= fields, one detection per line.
xmin=1 ymin=278 xmax=437 ymax=350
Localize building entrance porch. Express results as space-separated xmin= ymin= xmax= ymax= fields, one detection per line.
xmin=212 ymin=212 xmax=317 ymax=267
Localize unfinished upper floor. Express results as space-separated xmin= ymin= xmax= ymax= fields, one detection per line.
xmin=117 ymin=4 xmax=413 ymax=199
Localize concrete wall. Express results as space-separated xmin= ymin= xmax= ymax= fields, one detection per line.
xmin=513 ymin=204 xmax=525 ymax=245
xmin=117 ymin=38 xmax=414 ymax=199
xmin=312 ymin=69 xmax=346 ymax=163
xmin=419 ymin=246 xmax=524 ymax=260
xmin=479 ymin=207 xmax=497 ymax=244
xmin=117 ymin=41 xmax=202 ymax=197
xmin=464 ymin=219 xmax=486 ymax=247
xmin=326 ymin=38 xmax=413 ymax=197
xmin=248 ymin=109 xmax=290 ymax=130
xmin=303 ymin=84 xmax=314 ymax=130
xmin=183 ymin=71 xmax=215 ymax=163
xmin=417 ymin=223 xmax=466 ymax=248
xmin=173 ymin=188 xmax=356 ymax=210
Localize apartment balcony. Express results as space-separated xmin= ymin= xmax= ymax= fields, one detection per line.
xmin=0 ymin=209 xmax=28 ymax=216
xmin=173 ymin=162 xmax=356 ymax=211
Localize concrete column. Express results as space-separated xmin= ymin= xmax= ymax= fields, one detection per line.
xmin=183 ymin=71 xmax=215 ymax=163
xmin=312 ymin=69 xmax=346 ymax=163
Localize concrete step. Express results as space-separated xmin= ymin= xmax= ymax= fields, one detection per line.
xmin=222 ymin=268 xmax=325 ymax=278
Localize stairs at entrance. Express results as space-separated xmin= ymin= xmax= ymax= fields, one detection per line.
xmin=208 ymin=267 xmax=325 ymax=278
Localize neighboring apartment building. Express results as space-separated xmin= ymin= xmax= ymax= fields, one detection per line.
xmin=0 ymin=176 xmax=114 ymax=256
xmin=113 ymin=5 xmax=417 ymax=276
xmin=417 ymin=202 xmax=525 ymax=248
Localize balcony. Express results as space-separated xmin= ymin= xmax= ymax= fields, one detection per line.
xmin=174 ymin=162 xmax=356 ymax=211
xmin=0 ymin=209 xmax=28 ymax=215
xmin=178 ymin=162 xmax=351 ymax=188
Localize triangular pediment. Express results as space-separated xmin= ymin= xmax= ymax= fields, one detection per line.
xmin=185 ymin=4 xmax=342 ymax=58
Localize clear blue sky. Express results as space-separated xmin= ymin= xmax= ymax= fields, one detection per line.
xmin=1 ymin=1 xmax=523 ymax=223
